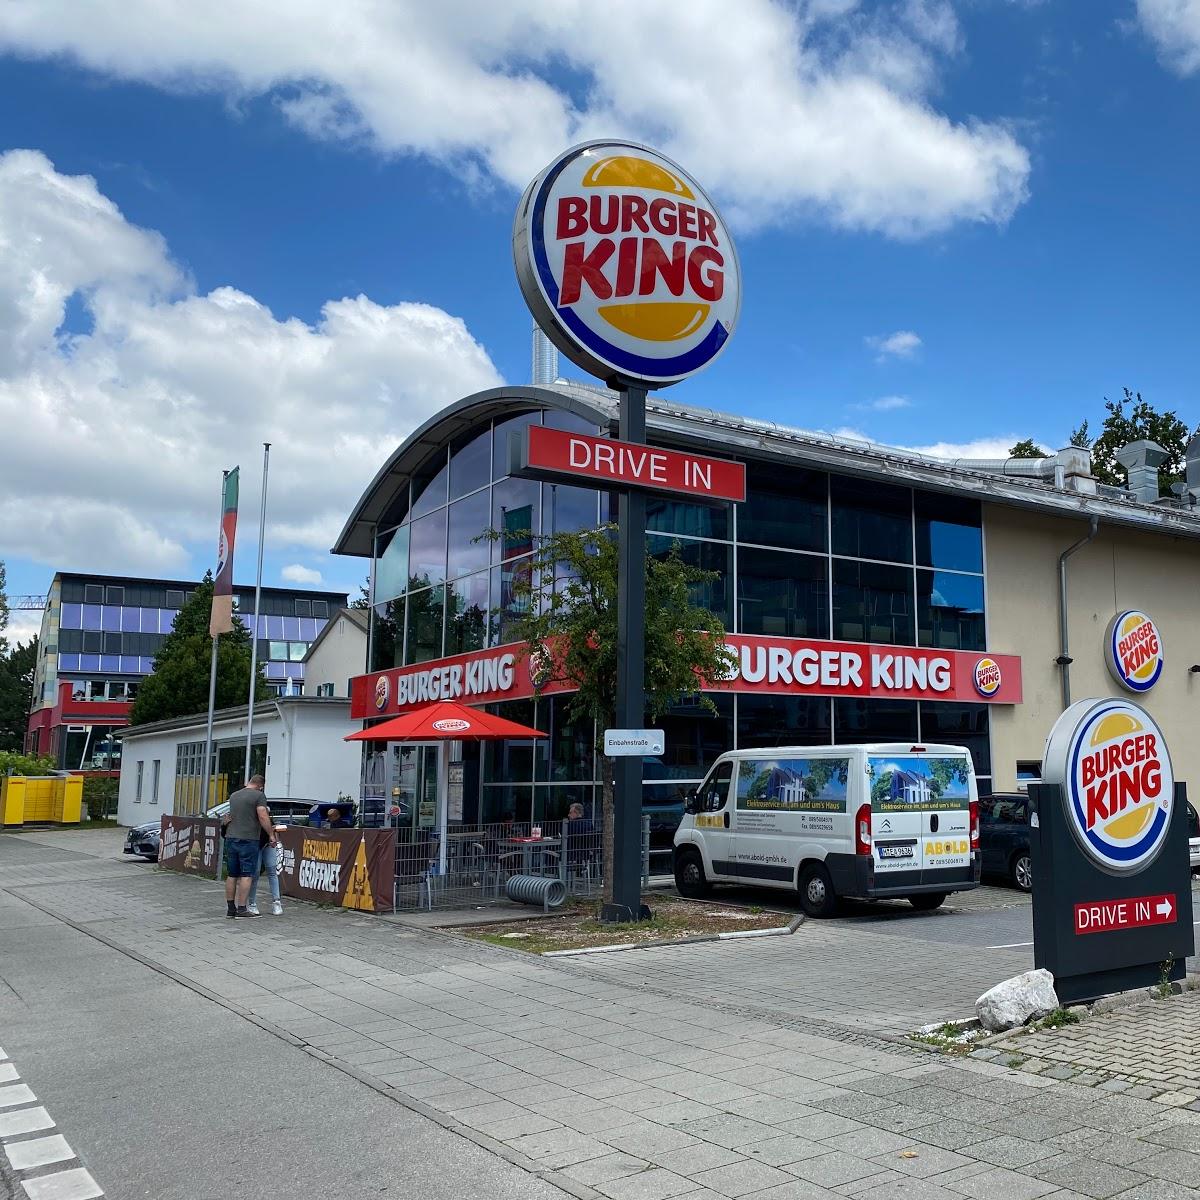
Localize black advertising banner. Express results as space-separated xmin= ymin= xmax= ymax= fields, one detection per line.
xmin=1032 ymin=696 xmax=1194 ymax=1003
xmin=159 ymin=815 xmax=223 ymax=879
xmin=276 ymin=827 xmax=394 ymax=913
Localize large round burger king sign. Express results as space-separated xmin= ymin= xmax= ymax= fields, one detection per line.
xmin=1044 ymin=697 xmax=1174 ymax=875
xmin=513 ymin=140 xmax=741 ymax=386
xmin=1104 ymin=609 xmax=1163 ymax=692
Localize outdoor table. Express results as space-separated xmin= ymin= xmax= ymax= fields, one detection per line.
xmin=498 ymin=836 xmax=561 ymax=875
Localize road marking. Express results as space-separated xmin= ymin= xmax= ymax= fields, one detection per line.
xmin=6 ymin=1134 xmax=74 ymax=1171
xmin=0 ymin=1063 xmax=18 ymax=1082
xmin=0 ymin=1107 xmax=54 ymax=1137
xmin=988 ymin=940 xmax=1034 ymax=949
xmin=0 ymin=1084 xmax=37 ymax=1108
xmin=22 ymin=1168 xmax=104 ymax=1200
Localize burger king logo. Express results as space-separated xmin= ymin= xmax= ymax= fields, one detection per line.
xmin=528 ymin=643 xmax=554 ymax=689
xmin=1104 ymin=610 xmax=1163 ymax=693
xmin=374 ymin=676 xmax=390 ymax=711
xmin=431 ymin=718 xmax=471 ymax=733
xmin=513 ymin=140 xmax=741 ymax=386
xmin=973 ymin=657 xmax=1002 ymax=698
xmin=1045 ymin=698 xmax=1173 ymax=875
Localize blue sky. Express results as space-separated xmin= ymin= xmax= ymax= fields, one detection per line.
xmin=1 ymin=1 xmax=1199 ymax=641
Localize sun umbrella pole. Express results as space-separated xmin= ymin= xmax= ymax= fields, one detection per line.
xmin=438 ymin=739 xmax=450 ymax=876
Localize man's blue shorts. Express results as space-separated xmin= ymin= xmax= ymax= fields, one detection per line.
xmin=225 ymin=837 xmax=261 ymax=879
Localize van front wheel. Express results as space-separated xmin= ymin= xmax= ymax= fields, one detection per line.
xmin=798 ymin=863 xmax=837 ymax=918
xmin=674 ymin=849 xmax=711 ymax=898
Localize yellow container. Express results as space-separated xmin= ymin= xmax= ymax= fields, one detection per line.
xmin=22 ymin=778 xmax=56 ymax=823
xmin=1 ymin=778 xmax=26 ymax=826
xmin=59 ymin=777 xmax=83 ymax=824
xmin=1 ymin=776 xmax=84 ymax=825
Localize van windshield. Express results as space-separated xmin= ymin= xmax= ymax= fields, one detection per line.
xmin=736 ymin=757 xmax=850 ymax=813
xmin=867 ymin=755 xmax=971 ymax=812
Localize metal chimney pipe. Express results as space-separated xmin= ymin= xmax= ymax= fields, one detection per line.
xmin=1114 ymin=439 xmax=1168 ymax=503
xmin=531 ymin=324 xmax=558 ymax=385
xmin=1185 ymin=432 xmax=1200 ymax=497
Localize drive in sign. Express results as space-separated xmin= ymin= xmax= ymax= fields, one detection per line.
xmin=515 ymin=425 xmax=746 ymax=502
xmin=1074 ymin=893 xmax=1177 ymax=934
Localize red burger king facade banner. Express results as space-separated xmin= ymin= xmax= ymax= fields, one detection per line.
xmin=350 ymin=635 xmax=1022 ymax=720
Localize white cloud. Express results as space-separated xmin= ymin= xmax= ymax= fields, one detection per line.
xmin=4 ymin=609 xmax=45 ymax=647
xmin=830 ymin=426 xmax=1027 ymax=460
xmin=1136 ymin=0 xmax=1200 ymax=74
xmin=866 ymin=330 xmax=923 ymax=360
xmin=281 ymin=563 xmax=323 ymax=584
xmin=0 ymin=150 xmax=502 ymax=576
xmin=0 ymin=1 xmax=1030 ymax=236
xmin=858 ymin=394 xmax=912 ymax=412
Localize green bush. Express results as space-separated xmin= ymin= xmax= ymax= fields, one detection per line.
xmin=82 ymin=776 xmax=120 ymax=821
xmin=0 ymin=750 xmax=57 ymax=777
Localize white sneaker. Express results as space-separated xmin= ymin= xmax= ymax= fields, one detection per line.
xmin=246 ymin=904 xmax=260 ymax=916
xmin=271 ymin=901 xmax=283 ymax=916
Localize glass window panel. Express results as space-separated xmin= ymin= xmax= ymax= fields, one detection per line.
xmin=492 ymin=477 xmax=539 ymax=562
xmin=542 ymin=409 xmax=597 ymax=434
xmin=489 ymin=559 xmax=533 ymax=646
xmin=101 ymin=606 xmax=121 ymax=632
xmin=289 ymin=642 xmax=308 ymax=661
xmin=120 ymin=607 xmax=140 ymax=632
xmin=374 ymin=525 xmax=410 ymax=604
xmin=445 ymin=571 xmax=489 ymax=657
xmin=447 ymin=490 xmax=491 ymax=579
xmin=738 ymin=462 xmax=827 ymax=552
xmin=449 ymin=426 xmax=492 ymax=500
xmin=655 ymin=694 xmax=734 ymax=780
xmin=410 ymin=450 xmax=449 ymax=519
xmin=535 ymin=695 xmax=595 ymax=783
xmin=493 ymin=411 xmax=540 ymax=480
xmin=100 ymin=654 xmax=120 ymax=673
xmin=269 ymin=641 xmax=288 ymax=660
xmin=832 ymin=559 xmax=914 ymax=645
xmin=834 ymin=698 xmax=918 ymax=744
xmin=282 ymin=616 xmax=300 ymax=641
xmin=482 ymin=700 xmax=537 ymax=786
xmin=84 ymin=584 xmax=104 ymax=605
xmin=408 ymin=508 xmax=447 ymax=587
xmin=266 ymin=615 xmax=286 ymax=640
xmin=533 ymin=785 xmax=597 ymax=823
xmin=266 ymin=661 xmax=286 ymax=679
xmin=59 ymin=630 xmax=82 ymax=653
xmin=295 ymin=599 xmax=311 ymax=617
xmin=370 ymin=599 xmax=403 ymax=672
xmin=119 ymin=655 xmax=140 ymax=674
xmin=737 ymin=695 xmax=832 ymax=749
xmin=831 ymin=476 xmax=912 ymax=562
xmin=404 ymin=586 xmax=444 ymax=665
xmin=736 ymin=546 xmax=828 ymax=639
xmin=915 ymin=492 xmax=983 ymax=573
xmin=542 ymin=482 xmax=598 ymax=538
xmin=917 ymin=570 xmax=985 ymax=651
xmin=106 ymin=586 xmax=125 ymax=604
xmin=60 ymin=603 xmax=82 ymax=629
xmin=481 ymin=785 xmax=533 ymax=825
xmin=312 ymin=600 xmax=328 ymax=618
xmin=920 ymin=702 xmax=991 ymax=777
xmin=645 ymin=495 xmax=728 ymax=540
xmin=647 ymin=535 xmax=732 ymax=627
xmin=81 ymin=604 xmax=102 ymax=629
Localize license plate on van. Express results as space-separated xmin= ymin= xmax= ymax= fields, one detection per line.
xmin=878 ymin=844 xmax=914 ymax=859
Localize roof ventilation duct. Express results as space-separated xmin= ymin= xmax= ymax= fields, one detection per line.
xmin=532 ymin=324 xmax=558 ymax=386
xmin=1185 ymin=432 xmax=1200 ymax=501
xmin=1114 ymin=439 xmax=1168 ymax=504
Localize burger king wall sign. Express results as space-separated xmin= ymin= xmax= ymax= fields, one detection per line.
xmin=1043 ymin=697 xmax=1174 ymax=876
xmin=1104 ymin=610 xmax=1163 ymax=692
xmin=513 ymin=140 xmax=741 ymax=387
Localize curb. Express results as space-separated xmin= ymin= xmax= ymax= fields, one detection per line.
xmin=541 ymin=914 xmax=804 ymax=957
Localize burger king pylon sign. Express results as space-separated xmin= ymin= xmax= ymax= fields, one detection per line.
xmin=1030 ymin=696 xmax=1193 ymax=1003
xmin=513 ymin=140 xmax=741 ymax=386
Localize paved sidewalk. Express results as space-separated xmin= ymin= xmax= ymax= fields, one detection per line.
xmin=4 ymin=842 xmax=1200 ymax=1200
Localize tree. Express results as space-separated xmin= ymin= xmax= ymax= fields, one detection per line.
xmin=497 ymin=524 xmax=735 ymax=906
xmin=1089 ymin=388 xmax=1192 ymax=492
xmin=1068 ymin=421 xmax=1091 ymax=448
xmin=130 ymin=574 xmax=268 ymax=726
xmin=1008 ymin=439 xmax=1048 ymax=459
xmin=0 ymin=637 xmax=38 ymax=752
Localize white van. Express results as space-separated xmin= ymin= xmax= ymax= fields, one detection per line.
xmin=673 ymin=743 xmax=981 ymax=916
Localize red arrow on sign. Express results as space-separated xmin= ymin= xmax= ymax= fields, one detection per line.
xmin=1074 ymin=894 xmax=1177 ymax=935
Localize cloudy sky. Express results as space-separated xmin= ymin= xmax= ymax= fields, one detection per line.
xmin=2 ymin=0 xmax=1199 ymax=639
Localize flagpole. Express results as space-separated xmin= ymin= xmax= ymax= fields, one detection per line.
xmin=243 ymin=443 xmax=270 ymax=784
xmin=201 ymin=470 xmax=228 ymax=816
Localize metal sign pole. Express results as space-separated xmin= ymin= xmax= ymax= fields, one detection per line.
xmin=243 ymin=442 xmax=270 ymax=784
xmin=603 ymin=383 xmax=652 ymax=923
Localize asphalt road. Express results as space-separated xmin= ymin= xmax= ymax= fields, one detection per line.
xmin=0 ymin=839 xmax=567 ymax=1200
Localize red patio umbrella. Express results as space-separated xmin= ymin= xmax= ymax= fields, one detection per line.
xmin=344 ymin=701 xmax=546 ymax=876
xmin=343 ymin=700 xmax=545 ymax=742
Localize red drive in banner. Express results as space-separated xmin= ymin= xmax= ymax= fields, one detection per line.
xmin=523 ymin=426 xmax=746 ymax=503
xmin=352 ymin=635 xmax=1022 ymax=719
xmin=209 ymin=467 xmax=240 ymax=637
xmin=1074 ymin=893 xmax=1178 ymax=935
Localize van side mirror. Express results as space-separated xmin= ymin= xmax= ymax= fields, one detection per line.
xmin=683 ymin=790 xmax=699 ymax=815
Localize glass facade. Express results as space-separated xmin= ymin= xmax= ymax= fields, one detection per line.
xmin=366 ymin=409 xmax=995 ymax=823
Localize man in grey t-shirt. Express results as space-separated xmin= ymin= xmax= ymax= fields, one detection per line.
xmin=222 ymin=774 xmax=276 ymax=918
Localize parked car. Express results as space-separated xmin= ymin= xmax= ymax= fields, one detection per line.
xmin=978 ymin=793 xmax=1032 ymax=892
xmin=1187 ymin=801 xmax=1200 ymax=874
xmin=122 ymin=797 xmax=325 ymax=863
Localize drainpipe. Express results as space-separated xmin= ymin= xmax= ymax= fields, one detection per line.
xmin=272 ymin=701 xmax=295 ymax=796
xmin=1057 ymin=516 xmax=1099 ymax=709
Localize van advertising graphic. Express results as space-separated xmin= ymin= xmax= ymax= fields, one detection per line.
xmin=1104 ymin=610 xmax=1164 ymax=693
xmin=736 ymin=757 xmax=849 ymax=835
xmin=513 ymin=140 xmax=741 ymax=386
xmin=868 ymin=756 xmax=971 ymax=812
